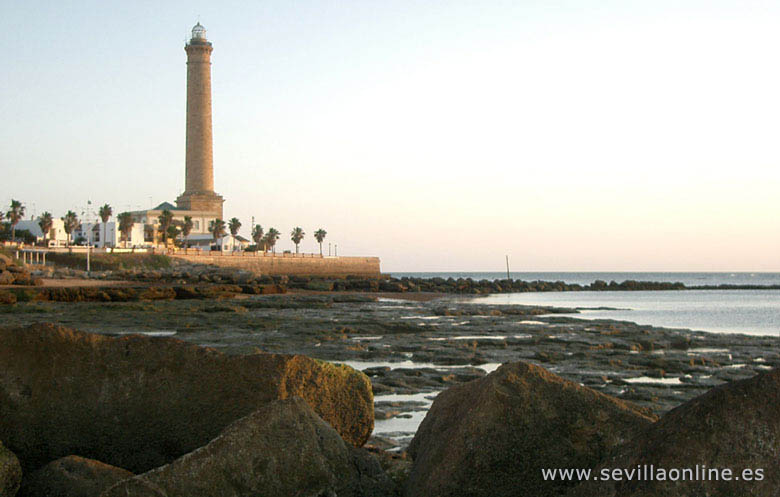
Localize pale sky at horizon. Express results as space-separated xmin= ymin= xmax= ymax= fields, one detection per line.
xmin=2 ymin=0 xmax=780 ymax=272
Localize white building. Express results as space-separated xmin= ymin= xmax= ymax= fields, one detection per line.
xmin=15 ymin=219 xmax=69 ymax=246
xmin=127 ymin=202 xmax=220 ymax=247
xmin=184 ymin=234 xmax=242 ymax=252
xmin=74 ymin=222 xmax=145 ymax=248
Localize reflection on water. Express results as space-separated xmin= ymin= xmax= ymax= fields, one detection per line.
xmin=374 ymin=410 xmax=429 ymax=435
xmin=109 ymin=330 xmax=177 ymax=337
xmin=623 ymin=376 xmax=683 ymax=385
xmin=339 ymin=360 xmax=502 ymax=374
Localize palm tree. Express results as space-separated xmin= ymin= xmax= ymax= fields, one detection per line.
xmin=265 ymin=227 xmax=280 ymax=254
xmin=98 ymin=203 xmax=112 ymax=248
xmin=62 ymin=210 xmax=79 ymax=247
xmin=157 ymin=209 xmax=174 ymax=247
xmin=228 ymin=217 xmax=241 ymax=237
xmin=290 ymin=227 xmax=305 ymax=254
xmin=314 ymin=228 xmax=327 ymax=256
xmin=251 ymin=224 xmax=264 ymax=251
xmin=182 ymin=216 xmax=194 ymax=248
xmin=117 ymin=212 xmax=134 ymax=248
xmin=38 ymin=212 xmax=54 ymax=247
xmin=6 ymin=200 xmax=25 ymax=242
xmin=209 ymin=219 xmax=226 ymax=250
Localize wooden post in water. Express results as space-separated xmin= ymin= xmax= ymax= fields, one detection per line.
xmin=506 ymin=255 xmax=511 ymax=280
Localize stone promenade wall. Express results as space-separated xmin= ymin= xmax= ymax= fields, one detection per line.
xmin=171 ymin=253 xmax=381 ymax=277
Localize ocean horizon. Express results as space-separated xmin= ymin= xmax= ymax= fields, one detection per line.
xmin=388 ymin=272 xmax=780 ymax=337
xmin=389 ymin=272 xmax=780 ymax=287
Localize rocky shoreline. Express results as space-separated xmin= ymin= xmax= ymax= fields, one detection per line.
xmin=2 ymin=256 xmax=779 ymax=495
xmin=1 ymin=292 xmax=775 ymax=446
xmin=0 ymin=309 xmax=777 ymax=496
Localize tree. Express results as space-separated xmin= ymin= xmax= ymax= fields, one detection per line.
xmin=166 ymin=225 xmax=180 ymax=247
xmin=209 ymin=219 xmax=226 ymax=250
xmin=38 ymin=212 xmax=54 ymax=246
xmin=290 ymin=227 xmax=305 ymax=254
xmin=251 ymin=224 xmax=264 ymax=251
xmin=98 ymin=203 xmax=113 ymax=248
xmin=265 ymin=227 xmax=280 ymax=254
xmin=182 ymin=216 xmax=194 ymax=248
xmin=157 ymin=209 xmax=174 ymax=248
xmin=314 ymin=228 xmax=327 ymax=256
xmin=62 ymin=211 xmax=79 ymax=247
xmin=228 ymin=217 xmax=242 ymax=237
xmin=6 ymin=199 xmax=25 ymax=242
xmin=117 ymin=212 xmax=134 ymax=248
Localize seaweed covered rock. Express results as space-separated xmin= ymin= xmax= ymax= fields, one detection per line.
xmin=19 ymin=456 xmax=133 ymax=497
xmin=406 ymin=362 xmax=656 ymax=497
xmin=102 ymin=398 xmax=394 ymax=497
xmin=0 ymin=323 xmax=373 ymax=474
xmin=569 ymin=368 xmax=780 ymax=497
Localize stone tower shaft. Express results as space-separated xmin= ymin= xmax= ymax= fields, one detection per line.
xmin=185 ymin=39 xmax=214 ymax=193
xmin=176 ymin=22 xmax=224 ymax=219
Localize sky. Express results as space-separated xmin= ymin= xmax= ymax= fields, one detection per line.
xmin=2 ymin=0 xmax=780 ymax=271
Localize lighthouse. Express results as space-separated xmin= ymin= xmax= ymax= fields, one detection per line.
xmin=176 ymin=22 xmax=224 ymax=218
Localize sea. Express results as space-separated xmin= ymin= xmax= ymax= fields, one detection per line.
xmin=390 ymin=272 xmax=780 ymax=337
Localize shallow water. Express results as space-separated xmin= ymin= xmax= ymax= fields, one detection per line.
xmin=470 ymin=290 xmax=780 ymax=336
xmin=338 ymin=360 xmax=502 ymax=374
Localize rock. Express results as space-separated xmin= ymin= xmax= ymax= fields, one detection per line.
xmin=406 ymin=362 xmax=657 ymax=497
xmin=0 ymin=292 xmax=16 ymax=305
xmin=0 ymin=323 xmax=373 ymax=474
xmin=136 ymin=287 xmax=176 ymax=300
xmin=569 ymin=368 xmax=780 ymax=497
xmin=0 ymin=272 xmax=13 ymax=286
xmin=10 ymin=272 xmax=33 ymax=286
xmin=19 ymin=456 xmax=133 ymax=497
xmin=0 ymin=441 xmax=22 ymax=497
xmin=102 ymin=398 xmax=395 ymax=497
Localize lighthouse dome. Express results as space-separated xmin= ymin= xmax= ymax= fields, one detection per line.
xmin=191 ymin=22 xmax=207 ymax=41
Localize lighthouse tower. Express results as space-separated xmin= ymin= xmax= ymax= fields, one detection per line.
xmin=176 ymin=22 xmax=224 ymax=218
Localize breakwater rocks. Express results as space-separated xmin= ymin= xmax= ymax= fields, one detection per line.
xmin=103 ymin=398 xmax=395 ymax=497
xmin=406 ymin=362 xmax=657 ymax=497
xmin=570 ymin=367 xmax=780 ymax=497
xmin=0 ymin=324 xmax=373 ymax=474
xmin=290 ymin=276 xmax=688 ymax=294
xmin=0 ymin=254 xmax=42 ymax=289
xmin=405 ymin=362 xmax=780 ymax=497
xmin=110 ymin=264 xmax=692 ymax=294
xmin=4 ymin=354 xmax=777 ymax=496
xmin=0 ymin=283 xmax=284 ymax=305
xmin=19 ymin=456 xmax=133 ymax=497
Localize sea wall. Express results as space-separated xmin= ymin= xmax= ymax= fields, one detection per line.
xmin=170 ymin=253 xmax=381 ymax=277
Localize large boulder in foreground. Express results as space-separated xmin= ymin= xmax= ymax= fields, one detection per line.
xmin=102 ymin=398 xmax=395 ymax=497
xmin=0 ymin=441 xmax=21 ymax=497
xmin=0 ymin=323 xmax=373 ymax=473
xmin=569 ymin=368 xmax=780 ymax=497
xmin=406 ymin=362 xmax=657 ymax=497
xmin=19 ymin=456 xmax=133 ymax=497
